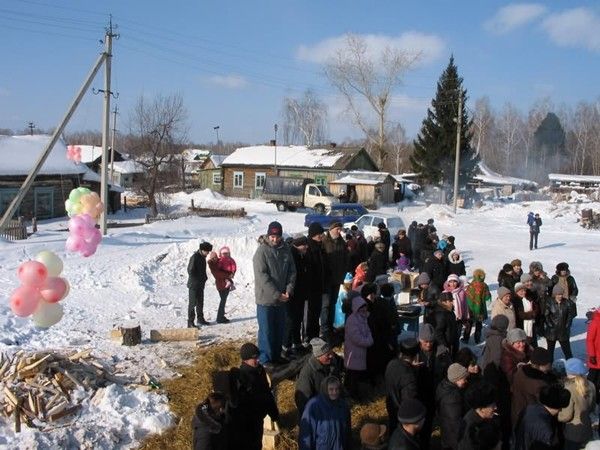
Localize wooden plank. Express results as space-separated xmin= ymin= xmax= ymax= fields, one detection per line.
xmin=150 ymin=328 xmax=199 ymax=342
xmin=3 ymin=387 xmax=18 ymax=406
xmin=68 ymin=349 xmax=92 ymax=361
xmin=14 ymin=399 xmax=21 ymax=433
xmin=49 ymin=404 xmax=79 ymax=422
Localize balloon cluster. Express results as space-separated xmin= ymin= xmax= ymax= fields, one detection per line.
xmin=66 ymin=145 xmax=82 ymax=163
xmin=64 ymin=187 xmax=104 ymax=257
xmin=9 ymin=251 xmax=68 ymax=328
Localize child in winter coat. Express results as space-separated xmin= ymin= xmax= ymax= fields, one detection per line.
xmin=217 ymin=246 xmax=236 ymax=290
xmin=465 ymin=268 xmax=491 ymax=344
xmin=352 ymin=262 xmax=368 ymax=290
xmin=394 ymin=253 xmax=411 ymax=272
xmin=344 ymin=296 xmax=374 ymax=399
xmin=443 ymin=274 xmax=470 ymax=343
xmin=334 ymin=272 xmax=353 ymax=329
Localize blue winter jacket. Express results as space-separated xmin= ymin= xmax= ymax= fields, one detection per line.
xmin=298 ymin=393 xmax=351 ymax=450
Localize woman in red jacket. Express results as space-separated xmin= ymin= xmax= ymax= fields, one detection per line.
xmin=586 ymin=309 xmax=600 ymax=407
xmin=207 ymin=250 xmax=234 ymax=324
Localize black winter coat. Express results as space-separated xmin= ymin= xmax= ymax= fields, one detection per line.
xmin=291 ymin=246 xmax=311 ymax=300
xmin=436 ymin=378 xmax=467 ymax=450
xmin=458 ymin=409 xmax=501 ymax=450
xmin=498 ymin=271 xmax=516 ymax=292
xmin=548 ymin=274 xmax=579 ymax=299
xmin=306 ymin=238 xmax=328 ymax=295
xmin=322 ymin=232 xmax=349 ymax=285
xmin=366 ymin=298 xmax=396 ymax=377
xmin=391 ymin=235 xmax=412 ymax=262
xmin=417 ymin=347 xmax=451 ymax=408
xmin=187 ymin=251 xmax=208 ymax=288
xmin=515 ymin=403 xmax=564 ymax=450
xmin=192 ymin=402 xmax=228 ymax=450
xmin=418 ymin=284 xmax=441 ymax=324
xmin=424 ymin=256 xmax=447 ymax=290
xmin=431 ymin=304 xmax=458 ymax=356
xmin=366 ymin=249 xmax=388 ymax=282
xmin=544 ymin=297 xmax=577 ymax=341
xmin=447 ymin=260 xmax=466 ymax=277
xmin=294 ymin=354 xmax=344 ymax=416
xmin=385 ymin=357 xmax=418 ymax=430
xmin=388 ymin=426 xmax=421 ymax=450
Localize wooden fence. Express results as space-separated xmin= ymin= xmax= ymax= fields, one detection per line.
xmin=0 ymin=217 xmax=28 ymax=240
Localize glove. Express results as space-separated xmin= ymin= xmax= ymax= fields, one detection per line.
xmin=590 ymin=356 xmax=597 ymax=366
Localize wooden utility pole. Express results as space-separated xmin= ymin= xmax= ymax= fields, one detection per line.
xmin=110 ymin=105 xmax=118 ymax=183
xmin=453 ymin=92 xmax=463 ymax=213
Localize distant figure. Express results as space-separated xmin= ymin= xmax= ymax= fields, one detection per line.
xmin=187 ymin=241 xmax=213 ymax=327
xmin=337 ymin=189 xmax=348 ymax=203
xmin=527 ymin=212 xmax=542 ymax=250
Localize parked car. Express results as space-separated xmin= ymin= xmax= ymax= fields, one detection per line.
xmin=346 ymin=213 xmax=405 ymax=239
xmin=304 ymin=203 xmax=368 ymax=229
xmin=262 ymin=176 xmax=338 ymax=213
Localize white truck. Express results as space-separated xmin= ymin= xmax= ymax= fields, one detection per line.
xmin=262 ymin=176 xmax=338 ymax=213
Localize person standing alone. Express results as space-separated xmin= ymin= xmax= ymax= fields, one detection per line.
xmin=527 ymin=212 xmax=542 ymax=250
xmin=187 ymin=241 xmax=213 ymax=327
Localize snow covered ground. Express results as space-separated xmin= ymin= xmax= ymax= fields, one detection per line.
xmin=1 ymin=189 xmax=600 ymax=448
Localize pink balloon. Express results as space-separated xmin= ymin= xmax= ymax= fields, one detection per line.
xmin=17 ymin=261 xmax=48 ymax=287
xmin=40 ymin=277 xmax=69 ymax=303
xmin=68 ymin=216 xmax=86 ymax=235
xmin=9 ymin=285 xmax=42 ymax=317
xmin=88 ymin=228 xmax=102 ymax=246
xmin=80 ymin=241 xmax=97 ymax=257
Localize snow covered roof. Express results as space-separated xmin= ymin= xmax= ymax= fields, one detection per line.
xmin=392 ymin=174 xmax=413 ymax=183
xmin=548 ymin=173 xmax=600 ymax=184
xmin=474 ymin=162 xmax=538 ymax=188
xmin=111 ymin=160 xmax=145 ymax=174
xmin=82 ymin=170 xmax=125 ymax=192
xmin=77 ymin=145 xmax=103 ymax=164
xmin=209 ymin=154 xmax=227 ymax=167
xmin=183 ymin=148 xmax=210 ymax=161
xmin=330 ymin=170 xmax=392 ymax=185
xmin=221 ymin=145 xmax=363 ymax=169
xmin=0 ymin=135 xmax=88 ymax=176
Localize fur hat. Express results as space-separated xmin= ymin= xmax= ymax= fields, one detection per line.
xmin=507 ymin=328 xmax=527 ymax=344
xmin=397 ymin=398 xmax=426 ymax=424
xmin=511 ymin=259 xmax=522 ymax=267
xmin=292 ymin=236 xmax=308 ymax=247
xmin=359 ymin=423 xmax=387 ymax=449
xmin=329 ymin=221 xmax=343 ymax=230
xmin=415 ymin=272 xmax=430 ymax=286
xmin=398 ymin=338 xmax=420 ymax=357
xmin=447 ymin=363 xmax=469 ymax=383
xmin=502 ymin=263 xmax=513 ymax=273
xmin=199 ymin=241 xmax=213 ymax=252
xmin=447 ymin=235 xmax=455 ymax=244
xmin=556 ymin=262 xmax=569 ymax=273
xmin=539 ymin=384 xmax=571 ymax=409
xmin=267 ymin=221 xmax=283 ymax=237
xmin=565 ymin=358 xmax=587 ymax=376
xmin=497 ymin=286 xmax=511 ymax=299
xmin=529 ymin=261 xmax=543 ymax=272
xmin=491 ymin=315 xmax=509 ymax=332
xmin=466 ymin=382 xmax=496 ymax=409
xmin=520 ymin=273 xmax=532 ymax=283
xmin=310 ymin=337 xmax=332 ymax=358
xmin=530 ymin=347 xmax=552 ymax=366
xmin=418 ymin=323 xmax=435 ymax=341
xmin=308 ymin=222 xmax=324 ymax=238
xmin=514 ymin=282 xmax=526 ymax=293
xmin=472 ymin=268 xmax=486 ymax=280
xmin=239 ymin=342 xmax=259 ymax=361
xmin=552 ymin=284 xmax=565 ymax=296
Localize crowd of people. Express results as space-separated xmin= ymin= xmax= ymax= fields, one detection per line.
xmin=190 ymin=217 xmax=598 ymax=450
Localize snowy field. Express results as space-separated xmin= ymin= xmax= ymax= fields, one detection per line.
xmin=1 ymin=189 xmax=600 ymax=448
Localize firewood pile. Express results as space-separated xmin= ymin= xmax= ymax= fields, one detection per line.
xmin=0 ymin=349 xmax=124 ymax=432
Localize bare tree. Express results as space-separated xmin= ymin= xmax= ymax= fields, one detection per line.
xmin=496 ymin=103 xmax=523 ymax=173
xmin=471 ymin=97 xmax=495 ymax=159
xmin=127 ymin=93 xmax=188 ymax=216
xmin=324 ymin=34 xmax=419 ymax=167
xmin=282 ymin=89 xmax=328 ymax=146
xmin=64 ymin=130 xmax=103 ymax=145
xmin=386 ymin=122 xmax=411 ymax=174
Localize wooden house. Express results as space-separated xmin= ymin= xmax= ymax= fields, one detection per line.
xmin=197 ymin=154 xmax=227 ymax=191
xmin=329 ymin=171 xmax=396 ymax=208
xmin=220 ymin=144 xmax=378 ymax=198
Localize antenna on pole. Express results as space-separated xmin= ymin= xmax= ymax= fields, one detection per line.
xmin=28 ymin=122 xmax=36 ymax=135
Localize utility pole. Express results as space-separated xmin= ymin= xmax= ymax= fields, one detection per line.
xmin=28 ymin=122 xmax=36 ymax=135
xmin=274 ymin=123 xmax=278 ymax=175
xmin=453 ymin=92 xmax=463 ymax=213
xmin=0 ymin=50 xmax=107 ymax=231
xmin=110 ymin=104 xmax=119 ymax=183
xmin=213 ymin=126 xmax=220 ymax=144
xmin=100 ymin=16 xmax=117 ymax=235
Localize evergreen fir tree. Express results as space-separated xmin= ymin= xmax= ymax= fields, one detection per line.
xmin=411 ymin=56 xmax=479 ymax=188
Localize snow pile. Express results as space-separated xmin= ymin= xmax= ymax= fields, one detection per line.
xmin=568 ymin=190 xmax=593 ymax=203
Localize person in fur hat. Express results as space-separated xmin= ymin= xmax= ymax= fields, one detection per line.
xmin=544 ymin=284 xmax=577 ymax=360
xmin=458 ymin=382 xmax=500 ymax=450
xmin=511 ymin=259 xmax=523 ymax=283
xmin=446 ymin=249 xmax=466 ymax=277
xmin=192 ymin=391 xmax=229 ymax=450
xmin=465 ymin=268 xmax=491 ymax=344
xmin=549 ymin=262 xmax=579 ymax=302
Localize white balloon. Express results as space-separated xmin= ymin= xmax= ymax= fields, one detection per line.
xmin=35 ymin=251 xmax=63 ymax=277
xmin=32 ymin=301 xmax=64 ymax=328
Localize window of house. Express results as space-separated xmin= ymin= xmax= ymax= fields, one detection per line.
xmin=233 ymin=172 xmax=244 ymax=189
xmin=212 ymin=173 xmax=222 ymax=184
xmin=255 ymin=172 xmax=266 ymax=189
xmin=0 ymin=188 xmax=19 ymax=217
xmin=314 ymin=176 xmax=327 ymax=186
xmin=34 ymin=187 xmax=54 ymax=219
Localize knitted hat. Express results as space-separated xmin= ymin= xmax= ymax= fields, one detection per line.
xmin=359 ymin=423 xmax=387 ymax=449
xmin=502 ymin=263 xmax=513 ymax=273
xmin=529 ymin=261 xmax=543 ymax=272
xmin=267 ymin=221 xmax=283 ymax=237
xmin=520 ymin=273 xmax=532 ymax=283
xmin=418 ymin=323 xmax=435 ymax=341
xmin=539 ymin=384 xmax=571 ymax=409
xmin=397 ymin=398 xmax=426 ymax=424
xmin=310 ymin=337 xmax=332 ymax=358
xmin=308 ymin=222 xmax=324 ymax=238
xmin=447 ymin=274 xmax=460 ymax=283
xmin=497 ymin=287 xmax=511 ymax=299
xmin=292 ymin=236 xmax=309 ymax=247
xmin=530 ymin=347 xmax=552 ymax=366
xmin=507 ymin=328 xmax=527 ymax=344
xmin=239 ymin=342 xmax=259 ymax=360
xmin=511 ymin=259 xmax=522 ymax=267
xmin=447 ymin=363 xmax=469 ymax=383
xmin=343 ymin=272 xmax=354 ymax=284
xmin=415 ymin=272 xmax=430 ymax=285
xmin=398 ymin=338 xmax=420 ymax=357
xmin=491 ymin=314 xmax=509 ymax=332
xmin=556 ymin=262 xmax=569 ymax=272
xmin=552 ymin=284 xmax=565 ymax=296
xmin=514 ymin=282 xmax=526 ymax=293
xmin=565 ymin=358 xmax=588 ymax=376
xmin=199 ymin=241 xmax=213 ymax=252
xmin=466 ymin=382 xmax=496 ymax=409
xmin=329 ymin=221 xmax=343 ymax=230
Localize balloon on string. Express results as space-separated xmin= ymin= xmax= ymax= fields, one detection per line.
xmin=34 ymin=250 xmax=63 ymax=277
xmin=32 ymin=301 xmax=64 ymax=328
xmin=9 ymin=285 xmax=42 ymax=317
xmin=66 ymin=213 xmax=102 ymax=257
xmin=39 ymin=277 xmax=69 ymax=303
xmin=17 ymin=260 xmax=48 ymax=287
xmin=66 ymin=145 xmax=82 ymax=163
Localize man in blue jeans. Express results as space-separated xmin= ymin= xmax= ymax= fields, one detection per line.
xmin=253 ymin=221 xmax=296 ymax=367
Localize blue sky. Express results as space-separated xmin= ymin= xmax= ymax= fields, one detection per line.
xmin=0 ymin=1 xmax=598 ymax=145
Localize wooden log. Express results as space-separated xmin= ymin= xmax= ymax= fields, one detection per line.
xmin=46 ymin=401 xmax=68 ymax=418
xmin=109 ymin=328 xmax=124 ymax=342
xmin=150 ymin=328 xmax=199 ymax=342
xmin=14 ymin=399 xmax=21 ymax=433
xmin=3 ymin=387 xmax=18 ymax=406
xmin=49 ymin=404 xmax=79 ymax=422
xmin=36 ymin=395 xmax=45 ymax=419
xmin=121 ymin=324 xmax=142 ymax=346
xmin=68 ymin=349 xmax=92 ymax=361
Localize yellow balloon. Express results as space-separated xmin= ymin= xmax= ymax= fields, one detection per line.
xmin=35 ymin=251 xmax=63 ymax=277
